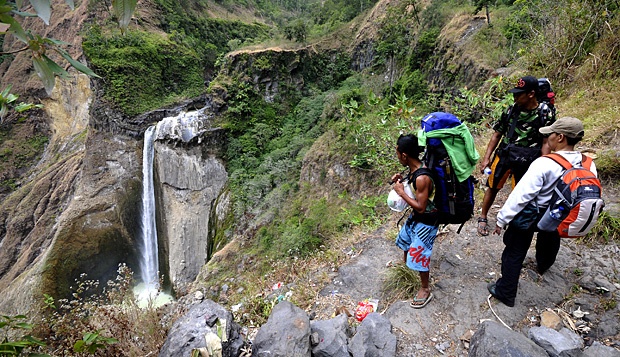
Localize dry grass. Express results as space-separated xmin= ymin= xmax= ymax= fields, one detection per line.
xmin=558 ymin=79 xmax=620 ymax=147
xmin=381 ymin=262 xmax=421 ymax=307
xmin=32 ymin=265 xmax=172 ymax=356
xmin=195 ymin=221 xmax=375 ymax=325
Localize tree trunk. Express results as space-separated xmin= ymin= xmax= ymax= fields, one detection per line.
xmin=485 ymin=5 xmax=491 ymax=25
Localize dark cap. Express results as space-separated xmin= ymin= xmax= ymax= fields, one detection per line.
xmin=508 ymin=76 xmax=539 ymax=94
xmin=539 ymin=117 xmax=585 ymax=139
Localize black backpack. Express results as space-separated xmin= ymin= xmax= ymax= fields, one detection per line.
xmin=537 ymin=78 xmax=555 ymax=108
xmin=537 ymin=77 xmax=556 ymax=120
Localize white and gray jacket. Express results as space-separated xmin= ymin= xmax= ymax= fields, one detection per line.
xmin=496 ymin=151 xmax=597 ymax=229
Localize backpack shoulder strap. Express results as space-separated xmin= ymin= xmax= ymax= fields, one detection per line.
xmin=505 ymin=105 xmax=520 ymax=141
xmin=542 ymin=153 xmax=573 ymax=170
xmin=581 ymin=154 xmax=593 ymax=170
xmin=409 ymin=167 xmax=434 ymax=191
xmin=544 ymin=153 xmax=592 ymax=171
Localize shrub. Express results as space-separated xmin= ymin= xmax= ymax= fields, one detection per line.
xmin=34 ymin=264 xmax=171 ymax=356
xmin=382 ymin=263 xmax=421 ymax=304
xmin=83 ymin=27 xmax=205 ymax=116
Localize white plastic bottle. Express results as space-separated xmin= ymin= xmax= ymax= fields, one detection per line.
xmin=549 ymin=206 xmax=565 ymax=220
xmin=538 ymin=204 xmax=565 ymax=232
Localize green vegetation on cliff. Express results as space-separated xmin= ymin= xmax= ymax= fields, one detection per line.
xmin=83 ymin=1 xmax=271 ymax=116
xmin=214 ymin=0 xmax=620 ymax=264
xmin=83 ymin=27 xmax=205 ymax=116
xmin=154 ymin=0 xmax=271 ymax=51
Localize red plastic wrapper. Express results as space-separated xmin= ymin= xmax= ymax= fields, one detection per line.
xmin=355 ymin=299 xmax=378 ymax=321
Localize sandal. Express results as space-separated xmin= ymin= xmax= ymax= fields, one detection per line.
xmin=477 ymin=217 xmax=489 ymax=236
xmin=410 ymin=292 xmax=433 ymax=309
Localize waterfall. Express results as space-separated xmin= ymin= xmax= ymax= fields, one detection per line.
xmin=134 ymin=107 xmax=210 ymax=306
xmin=139 ymin=125 xmax=159 ymax=289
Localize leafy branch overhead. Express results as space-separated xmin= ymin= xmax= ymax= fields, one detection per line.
xmin=0 ymin=0 xmax=136 ymax=95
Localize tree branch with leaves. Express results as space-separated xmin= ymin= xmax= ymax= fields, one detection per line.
xmin=0 ymin=0 xmax=136 ymax=122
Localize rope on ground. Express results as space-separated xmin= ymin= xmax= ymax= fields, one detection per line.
xmin=487 ymin=294 xmax=512 ymax=330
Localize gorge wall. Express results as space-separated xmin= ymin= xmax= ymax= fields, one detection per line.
xmin=154 ymin=127 xmax=229 ymax=292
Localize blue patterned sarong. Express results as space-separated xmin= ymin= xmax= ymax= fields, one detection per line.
xmin=395 ymin=220 xmax=439 ymax=272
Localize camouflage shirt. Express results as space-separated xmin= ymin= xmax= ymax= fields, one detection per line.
xmin=492 ymin=104 xmax=555 ymax=148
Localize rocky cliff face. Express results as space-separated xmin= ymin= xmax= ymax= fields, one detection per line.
xmin=0 ymin=70 xmax=143 ymax=311
xmin=428 ymin=14 xmax=495 ymax=91
xmin=154 ymin=127 xmax=229 ymax=292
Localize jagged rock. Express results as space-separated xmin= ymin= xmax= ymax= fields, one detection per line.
xmin=349 ymin=312 xmax=396 ymax=357
xmin=578 ymin=275 xmax=598 ymax=292
xmin=593 ymin=275 xmax=614 ymax=294
xmin=591 ymin=314 xmax=620 ymax=338
xmin=159 ymin=300 xmax=244 ymax=357
xmin=528 ymin=326 xmax=583 ymax=357
xmin=469 ymin=320 xmax=548 ymax=357
xmin=582 ymin=341 xmax=620 ymax=357
xmin=252 ymin=301 xmax=311 ymax=356
xmin=310 ymin=313 xmax=351 ymax=357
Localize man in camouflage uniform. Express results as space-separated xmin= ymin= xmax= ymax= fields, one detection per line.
xmin=477 ymin=75 xmax=555 ymax=236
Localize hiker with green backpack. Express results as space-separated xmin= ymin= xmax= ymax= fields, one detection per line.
xmin=390 ymin=134 xmax=439 ymax=309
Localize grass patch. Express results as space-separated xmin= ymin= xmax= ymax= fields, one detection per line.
xmin=599 ymin=297 xmax=617 ymax=311
xmin=381 ymin=263 xmax=421 ymax=304
xmin=592 ymin=150 xmax=620 ymax=180
xmin=583 ymin=211 xmax=620 ymax=244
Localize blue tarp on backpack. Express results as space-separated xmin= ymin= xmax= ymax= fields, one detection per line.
xmin=421 ymin=112 xmax=461 ymax=147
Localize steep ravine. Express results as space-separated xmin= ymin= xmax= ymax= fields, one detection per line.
xmin=0 ymin=2 xmax=505 ymax=316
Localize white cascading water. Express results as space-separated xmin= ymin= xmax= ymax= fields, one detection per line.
xmin=135 ymin=125 xmax=174 ymax=307
xmin=139 ymin=125 xmax=159 ymax=291
xmin=134 ymin=109 xmax=209 ymax=307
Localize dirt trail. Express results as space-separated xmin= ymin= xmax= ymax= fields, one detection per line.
xmin=314 ymin=191 xmax=620 ymax=356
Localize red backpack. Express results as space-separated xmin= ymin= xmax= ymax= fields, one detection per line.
xmin=537 ymin=153 xmax=605 ymax=238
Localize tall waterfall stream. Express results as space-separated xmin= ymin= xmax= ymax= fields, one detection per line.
xmin=134 ymin=108 xmax=210 ymax=307
xmin=134 ymin=125 xmax=173 ymax=307
xmin=140 ymin=126 xmax=159 ymax=288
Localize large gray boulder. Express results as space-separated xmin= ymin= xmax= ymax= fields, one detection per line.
xmin=528 ymin=326 xmax=583 ymax=357
xmin=159 ymin=299 xmax=244 ymax=357
xmin=310 ymin=313 xmax=351 ymax=357
xmin=469 ymin=320 xmax=548 ymax=357
xmin=252 ymin=300 xmax=311 ymax=357
xmin=582 ymin=341 xmax=620 ymax=357
xmin=349 ymin=312 xmax=396 ymax=357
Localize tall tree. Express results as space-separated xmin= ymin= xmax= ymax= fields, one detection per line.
xmin=473 ymin=0 xmax=491 ymax=25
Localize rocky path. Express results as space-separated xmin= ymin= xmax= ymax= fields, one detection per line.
xmin=313 ymin=202 xmax=620 ymax=356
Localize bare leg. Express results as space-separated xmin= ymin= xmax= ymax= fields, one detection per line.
xmin=411 ymin=271 xmax=431 ymax=306
xmin=403 ymin=251 xmax=407 ymax=264
xmin=481 ymin=187 xmax=500 ymax=219
xmin=478 ymin=187 xmax=500 ymax=235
